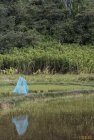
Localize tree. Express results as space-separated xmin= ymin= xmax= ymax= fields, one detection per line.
xmin=73 ymin=10 xmax=94 ymax=44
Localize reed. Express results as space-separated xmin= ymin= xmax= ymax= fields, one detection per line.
xmin=0 ymin=44 xmax=94 ymax=74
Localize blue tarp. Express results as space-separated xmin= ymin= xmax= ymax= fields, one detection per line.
xmin=12 ymin=115 xmax=28 ymax=136
xmin=13 ymin=77 xmax=28 ymax=95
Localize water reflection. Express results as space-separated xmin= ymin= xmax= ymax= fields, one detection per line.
xmin=0 ymin=112 xmax=94 ymax=140
xmin=12 ymin=115 xmax=28 ymax=136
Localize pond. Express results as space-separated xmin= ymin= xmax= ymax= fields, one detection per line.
xmin=0 ymin=112 xmax=94 ymax=140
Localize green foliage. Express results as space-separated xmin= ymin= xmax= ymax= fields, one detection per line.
xmin=0 ymin=44 xmax=94 ymax=74
xmin=0 ymin=0 xmax=94 ymax=74
xmin=0 ymin=29 xmax=42 ymax=53
xmin=73 ymin=10 xmax=94 ymax=44
xmin=0 ymin=0 xmax=94 ymax=53
xmin=0 ymin=67 xmax=16 ymax=75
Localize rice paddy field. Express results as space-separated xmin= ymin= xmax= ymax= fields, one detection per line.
xmin=0 ymin=73 xmax=94 ymax=140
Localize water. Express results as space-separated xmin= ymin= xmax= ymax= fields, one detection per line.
xmin=0 ymin=112 xmax=94 ymax=140
xmin=12 ymin=115 xmax=28 ymax=136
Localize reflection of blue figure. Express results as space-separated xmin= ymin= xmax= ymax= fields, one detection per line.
xmin=12 ymin=116 xmax=28 ymax=136
xmin=13 ymin=77 xmax=28 ymax=95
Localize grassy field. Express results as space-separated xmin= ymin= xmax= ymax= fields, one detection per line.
xmin=0 ymin=73 xmax=94 ymax=108
xmin=0 ymin=74 xmax=94 ymax=95
xmin=0 ymin=73 xmax=94 ymax=139
xmin=0 ymin=73 xmax=94 ymax=96
xmin=10 ymin=93 xmax=94 ymax=114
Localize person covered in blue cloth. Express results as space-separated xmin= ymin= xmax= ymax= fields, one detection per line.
xmin=13 ymin=76 xmax=28 ymax=95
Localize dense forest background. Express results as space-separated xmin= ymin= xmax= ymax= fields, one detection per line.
xmin=0 ymin=0 xmax=94 ymax=52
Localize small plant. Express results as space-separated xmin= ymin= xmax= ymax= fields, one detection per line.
xmin=43 ymin=67 xmax=50 ymax=74
xmin=0 ymin=67 xmax=16 ymax=75
xmin=33 ymin=69 xmax=41 ymax=75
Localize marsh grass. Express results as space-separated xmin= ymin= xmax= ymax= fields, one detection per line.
xmin=0 ymin=74 xmax=94 ymax=96
xmin=0 ymin=94 xmax=94 ymax=140
xmin=0 ymin=88 xmax=94 ymax=139
xmin=0 ymin=70 xmax=94 ymax=139
xmin=8 ymin=94 xmax=94 ymax=115
xmin=0 ymin=73 xmax=94 ymax=115
xmin=0 ymin=93 xmax=93 ymax=116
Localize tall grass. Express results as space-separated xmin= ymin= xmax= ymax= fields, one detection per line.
xmin=1 ymin=95 xmax=94 ymax=140
xmin=0 ymin=44 xmax=94 ymax=74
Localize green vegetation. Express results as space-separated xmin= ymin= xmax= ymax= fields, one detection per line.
xmin=0 ymin=73 xmax=94 ymax=98
xmin=0 ymin=0 xmax=94 ymax=53
xmin=0 ymin=1 xmax=94 ymax=74
xmin=0 ymin=1 xmax=94 ymax=139
xmin=9 ymin=94 xmax=94 ymax=114
xmin=0 ymin=73 xmax=94 ymax=139
xmin=0 ymin=44 xmax=94 ymax=74
xmin=1 ymin=94 xmax=94 ymax=140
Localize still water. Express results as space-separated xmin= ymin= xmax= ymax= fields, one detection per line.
xmin=0 ymin=112 xmax=94 ymax=140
